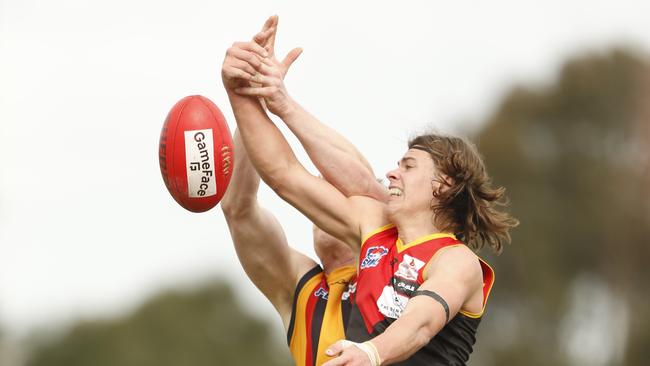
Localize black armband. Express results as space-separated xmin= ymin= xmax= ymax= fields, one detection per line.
xmin=413 ymin=290 xmax=450 ymax=323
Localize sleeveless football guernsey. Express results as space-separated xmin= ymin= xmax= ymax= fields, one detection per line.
xmin=287 ymin=264 xmax=357 ymax=366
xmin=346 ymin=225 xmax=495 ymax=366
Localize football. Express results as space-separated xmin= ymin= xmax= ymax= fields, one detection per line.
xmin=159 ymin=95 xmax=233 ymax=212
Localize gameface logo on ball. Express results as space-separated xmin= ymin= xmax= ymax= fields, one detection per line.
xmin=377 ymin=254 xmax=426 ymax=319
xmin=360 ymin=246 xmax=389 ymax=269
xmin=185 ymin=129 xmax=216 ymax=197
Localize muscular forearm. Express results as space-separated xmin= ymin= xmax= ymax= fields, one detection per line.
xmin=226 ymin=88 xmax=362 ymax=249
xmin=220 ymin=129 xmax=261 ymax=217
xmin=226 ymin=90 xmax=300 ymax=191
xmin=280 ymin=100 xmax=388 ymax=201
xmin=224 ymin=202 xmax=311 ymax=315
xmin=371 ymin=301 xmax=445 ymax=365
xmin=220 ymin=123 xmax=315 ymax=322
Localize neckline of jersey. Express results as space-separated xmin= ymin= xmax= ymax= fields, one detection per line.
xmin=395 ymin=232 xmax=457 ymax=253
xmin=360 ymin=224 xmax=396 ymax=245
xmin=325 ymin=265 xmax=357 ymax=285
xmin=361 ymin=224 xmax=457 ymax=253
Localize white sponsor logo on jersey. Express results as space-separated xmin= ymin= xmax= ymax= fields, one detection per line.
xmin=394 ymin=254 xmax=426 ymax=281
xmin=376 ymin=285 xmax=409 ymax=319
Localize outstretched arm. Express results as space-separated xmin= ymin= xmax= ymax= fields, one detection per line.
xmin=221 ymin=129 xmax=316 ymax=328
xmin=246 ymin=16 xmax=388 ymax=202
xmin=277 ymin=100 xmax=388 ymax=201
xmin=222 ymin=40 xmax=383 ymax=250
xmin=220 ymin=21 xmax=316 ymax=328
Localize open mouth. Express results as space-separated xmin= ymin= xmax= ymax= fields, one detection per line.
xmin=389 ymin=187 xmax=403 ymax=197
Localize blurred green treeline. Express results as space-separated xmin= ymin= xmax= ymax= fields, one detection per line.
xmin=1 ymin=46 xmax=649 ymax=366
xmin=472 ymin=46 xmax=649 ymax=366
xmin=21 ymin=282 xmax=291 ymax=366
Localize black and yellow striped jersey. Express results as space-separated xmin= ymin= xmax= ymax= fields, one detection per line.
xmin=287 ymin=265 xmax=357 ymax=366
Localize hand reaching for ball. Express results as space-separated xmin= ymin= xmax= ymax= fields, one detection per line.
xmin=221 ymin=15 xmax=302 ymax=119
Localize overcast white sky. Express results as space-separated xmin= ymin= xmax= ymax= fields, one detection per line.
xmin=1 ymin=0 xmax=649 ymax=337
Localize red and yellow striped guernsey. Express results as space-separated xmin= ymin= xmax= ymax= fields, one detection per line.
xmin=346 ymin=225 xmax=495 ymax=365
xmin=287 ymin=264 xmax=357 ymax=366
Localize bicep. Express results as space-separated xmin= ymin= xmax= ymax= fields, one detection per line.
xmin=418 ymin=248 xmax=483 ymax=322
xmin=390 ymin=273 xmax=471 ymax=345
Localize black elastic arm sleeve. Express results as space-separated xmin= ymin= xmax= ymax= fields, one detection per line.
xmin=413 ymin=290 xmax=450 ymax=323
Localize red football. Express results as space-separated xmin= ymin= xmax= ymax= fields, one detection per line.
xmin=159 ymin=95 xmax=233 ymax=212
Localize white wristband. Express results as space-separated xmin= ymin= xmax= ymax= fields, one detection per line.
xmin=340 ymin=340 xmax=381 ymax=366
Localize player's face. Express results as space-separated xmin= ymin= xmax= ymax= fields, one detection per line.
xmin=385 ymin=149 xmax=441 ymax=219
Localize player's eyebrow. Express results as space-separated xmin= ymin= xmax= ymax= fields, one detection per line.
xmin=398 ymin=157 xmax=417 ymax=166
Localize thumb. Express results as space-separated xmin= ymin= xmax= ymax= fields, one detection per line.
xmin=325 ymin=339 xmax=352 ymax=357
xmin=282 ymin=47 xmax=303 ymax=71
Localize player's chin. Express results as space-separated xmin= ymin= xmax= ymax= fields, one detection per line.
xmin=385 ymin=198 xmax=403 ymax=217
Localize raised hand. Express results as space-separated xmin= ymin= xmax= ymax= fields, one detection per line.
xmin=234 ymin=16 xmax=302 ymax=118
xmin=234 ymin=56 xmax=297 ymax=118
xmin=222 ymin=15 xmax=279 ymax=90
xmin=222 ymin=15 xmax=301 ymax=96
xmin=221 ymin=39 xmax=269 ymax=90
xmin=253 ymin=15 xmax=303 ymax=80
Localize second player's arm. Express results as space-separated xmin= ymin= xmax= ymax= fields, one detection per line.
xmin=221 ymin=130 xmax=316 ymax=327
xmin=247 ymin=17 xmax=388 ymax=202
xmin=221 ymin=30 xmax=384 ymax=249
xmin=227 ymin=83 xmax=372 ymax=249
xmin=277 ymin=101 xmax=388 ymax=202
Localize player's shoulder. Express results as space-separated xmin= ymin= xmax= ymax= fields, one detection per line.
xmin=426 ymin=245 xmax=482 ymax=282
xmin=289 ymin=248 xmax=320 ymax=285
xmin=276 ymin=249 xmax=320 ymax=328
